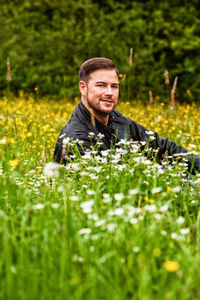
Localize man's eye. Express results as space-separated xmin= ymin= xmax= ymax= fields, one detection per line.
xmin=97 ymin=84 xmax=104 ymax=87
xmin=112 ymin=86 xmax=118 ymax=89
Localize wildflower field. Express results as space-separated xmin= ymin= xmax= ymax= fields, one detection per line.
xmin=1 ymin=96 xmax=200 ymax=300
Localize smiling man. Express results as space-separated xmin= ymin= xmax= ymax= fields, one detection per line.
xmin=54 ymin=57 xmax=200 ymax=173
xmin=79 ymin=67 xmax=119 ymax=125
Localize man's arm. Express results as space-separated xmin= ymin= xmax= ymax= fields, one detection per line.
xmin=54 ymin=136 xmax=64 ymax=164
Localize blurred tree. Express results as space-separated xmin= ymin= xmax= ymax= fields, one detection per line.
xmin=0 ymin=0 xmax=200 ymax=101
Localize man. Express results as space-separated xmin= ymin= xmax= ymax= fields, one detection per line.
xmin=54 ymin=57 xmax=200 ymax=173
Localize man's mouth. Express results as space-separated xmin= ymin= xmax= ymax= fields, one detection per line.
xmin=100 ymin=99 xmax=113 ymax=103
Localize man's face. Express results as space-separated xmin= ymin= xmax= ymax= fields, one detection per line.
xmin=81 ymin=69 xmax=119 ymax=117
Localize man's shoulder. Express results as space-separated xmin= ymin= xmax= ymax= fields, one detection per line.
xmin=58 ymin=120 xmax=87 ymax=140
xmin=112 ymin=109 xmax=127 ymax=121
xmin=112 ymin=109 xmax=135 ymax=125
xmin=57 ymin=104 xmax=91 ymax=141
xmin=113 ymin=109 xmax=147 ymax=128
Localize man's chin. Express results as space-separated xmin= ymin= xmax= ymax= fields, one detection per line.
xmin=100 ymin=103 xmax=115 ymax=113
xmin=100 ymin=107 xmax=115 ymax=115
xmin=88 ymin=102 xmax=116 ymax=116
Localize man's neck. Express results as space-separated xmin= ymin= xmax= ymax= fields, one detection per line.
xmin=92 ymin=111 xmax=109 ymax=126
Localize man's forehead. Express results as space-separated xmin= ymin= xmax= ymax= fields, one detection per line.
xmin=89 ymin=68 xmax=119 ymax=82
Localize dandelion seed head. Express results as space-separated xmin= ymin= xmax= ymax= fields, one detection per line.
xmin=43 ymin=162 xmax=60 ymax=178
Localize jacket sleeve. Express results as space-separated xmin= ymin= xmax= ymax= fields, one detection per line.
xmin=53 ymin=137 xmax=64 ymax=163
xmin=130 ymin=120 xmax=200 ymax=173
xmin=155 ymin=133 xmax=200 ymax=173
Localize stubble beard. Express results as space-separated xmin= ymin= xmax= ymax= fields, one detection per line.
xmin=86 ymin=91 xmax=115 ymax=117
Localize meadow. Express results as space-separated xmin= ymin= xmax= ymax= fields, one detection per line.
xmin=0 ymin=95 xmax=200 ymax=300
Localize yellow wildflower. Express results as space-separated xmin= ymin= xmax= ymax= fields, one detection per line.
xmin=27 ymin=132 xmax=32 ymax=137
xmin=149 ymin=199 xmax=155 ymax=204
xmin=8 ymin=138 xmax=15 ymax=144
xmin=144 ymin=196 xmax=154 ymax=204
xmin=164 ymin=261 xmax=180 ymax=272
xmin=8 ymin=159 xmax=19 ymax=168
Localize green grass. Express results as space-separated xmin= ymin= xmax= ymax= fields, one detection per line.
xmin=0 ymin=98 xmax=200 ymax=300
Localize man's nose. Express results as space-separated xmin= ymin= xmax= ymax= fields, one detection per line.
xmin=105 ymin=86 xmax=113 ymax=95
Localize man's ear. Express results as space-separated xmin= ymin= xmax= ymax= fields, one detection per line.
xmin=79 ymin=81 xmax=87 ymax=96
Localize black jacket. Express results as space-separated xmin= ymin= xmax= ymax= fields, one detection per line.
xmin=54 ymin=101 xmax=200 ymax=173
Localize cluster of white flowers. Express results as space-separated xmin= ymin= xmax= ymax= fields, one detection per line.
xmin=80 ymin=200 xmax=94 ymax=214
xmin=114 ymin=193 xmax=124 ymax=201
xmin=14 ymin=134 xmax=198 ymax=251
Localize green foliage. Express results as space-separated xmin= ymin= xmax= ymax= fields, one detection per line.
xmin=0 ymin=0 xmax=200 ymax=101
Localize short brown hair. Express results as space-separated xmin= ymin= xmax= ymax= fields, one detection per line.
xmin=79 ymin=57 xmax=119 ymax=82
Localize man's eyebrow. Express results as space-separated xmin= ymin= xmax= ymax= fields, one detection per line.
xmin=96 ymin=81 xmax=119 ymax=85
